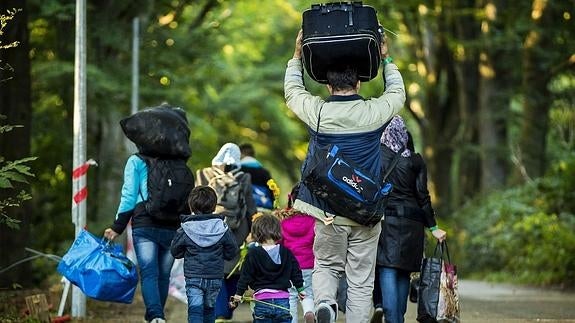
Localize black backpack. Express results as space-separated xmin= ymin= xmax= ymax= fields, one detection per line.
xmin=138 ymin=154 xmax=195 ymax=221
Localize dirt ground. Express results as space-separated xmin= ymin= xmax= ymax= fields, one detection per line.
xmin=3 ymin=280 xmax=575 ymax=322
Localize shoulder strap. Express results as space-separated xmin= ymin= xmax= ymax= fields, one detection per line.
xmin=314 ymin=104 xmax=325 ymax=140
xmin=382 ymin=147 xmax=406 ymax=182
xmin=134 ymin=153 xmax=150 ymax=202
xmin=232 ymin=170 xmax=245 ymax=179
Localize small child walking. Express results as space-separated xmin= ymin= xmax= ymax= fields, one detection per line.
xmin=231 ymin=213 xmax=306 ymax=323
xmin=275 ymin=185 xmax=315 ymax=323
xmin=171 ymin=185 xmax=239 ymax=323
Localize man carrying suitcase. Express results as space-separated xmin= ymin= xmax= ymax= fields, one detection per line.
xmin=284 ymin=29 xmax=405 ymax=323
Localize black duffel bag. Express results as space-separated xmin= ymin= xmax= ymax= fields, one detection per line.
xmin=303 ymin=143 xmax=392 ymax=227
xmin=120 ymin=104 xmax=191 ymax=159
xmin=302 ymin=1 xmax=383 ymax=84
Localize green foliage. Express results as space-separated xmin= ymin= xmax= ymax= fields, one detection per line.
xmin=19 ymin=0 xmax=575 ymax=287
xmin=0 ymin=8 xmax=21 ymax=50
xmin=0 ymin=115 xmax=37 ymax=230
xmin=455 ymin=156 xmax=575 ymax=287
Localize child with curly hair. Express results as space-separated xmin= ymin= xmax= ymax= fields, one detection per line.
xmin=231 ymin=213 xmax=306 ymax=323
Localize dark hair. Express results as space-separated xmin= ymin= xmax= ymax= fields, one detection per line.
xmin=188 ymin=186 xmax=217 ymax=214
xmin=251 ymin=214 xmax=282 ymax=243
xmin=239 ymin=143 xmax=255 ymax=157
xmin=326 ymin=66 xmax=359 ymax=91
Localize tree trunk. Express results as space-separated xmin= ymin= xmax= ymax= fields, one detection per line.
xmin=477 ymin=0 xmax=513 ymax=191
xmin=0 ymin=0 xmax=33 ymax=287
xmin=518 ymin=2 xmax=554 ymax=180
xmin=478 ymin=57 xmax=509 ymax=190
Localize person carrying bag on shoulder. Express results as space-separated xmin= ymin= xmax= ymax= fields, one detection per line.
xmin=104 ymin=104 xmax=195 ymax=323
xmin=285 ymin=25 xmax=406 ymax=322
xmin=196 ymin=142 xmax=258 ymax=322
xmin=373 ymin=116 xmax=446 ymax=323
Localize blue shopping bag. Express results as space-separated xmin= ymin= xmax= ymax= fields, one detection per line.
xmin=57 ymin=229 xmax=138 ymax=304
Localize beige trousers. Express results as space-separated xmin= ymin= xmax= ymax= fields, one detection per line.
xmin=312 ymin=220 xmax=381 ymax=323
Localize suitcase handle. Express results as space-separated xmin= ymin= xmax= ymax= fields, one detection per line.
xmin=311 ymin=2 xmax=361 ymax=26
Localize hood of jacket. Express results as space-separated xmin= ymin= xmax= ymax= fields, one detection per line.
xmin=240 ymin=156 xmax=263 ymax=168
xmin=281 ymin=214 xmax=315 ymax=239
xmin=181 ymin=214 xmax=228 ymax=247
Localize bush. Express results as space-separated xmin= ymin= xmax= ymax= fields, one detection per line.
xmin=454 ymin=157 xmax=575 ymax=288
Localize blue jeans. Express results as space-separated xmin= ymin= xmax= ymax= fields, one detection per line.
xmin=215 ymin=275 xmax=240 ymax=319
xmin=378 ymin=267 xmax=410 ymax=323
xmin=253 ymin=298 xmax=291 ymax=323
xmin=185 ymin=277 xmax=222 ymax=323
xmin=132 ymin=227 xmax=176 ymax=321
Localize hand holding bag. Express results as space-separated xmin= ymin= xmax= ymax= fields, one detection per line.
xmin=417 ymin=241 xmax=460 ymax=323
xmin=57 ymin=229 xmax=139 ymax=304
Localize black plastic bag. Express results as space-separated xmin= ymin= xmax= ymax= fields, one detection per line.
xmin=120 ymin=104 xmax=191 ymax=159
xmin=410 ymin=276 xmax=420 ymax=303
xmin=417 ymin=241 xmax=460 ymax=323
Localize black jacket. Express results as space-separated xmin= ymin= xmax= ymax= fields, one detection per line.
xmin=236 ymin=244 xmax=304 ymax=296
xmin=170 ymin=214 xmax=239 ymax=279
xmin=377 ymin=146 xmax=437 ymax=272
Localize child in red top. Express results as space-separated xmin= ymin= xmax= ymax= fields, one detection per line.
xmin=275 ymin=184 xmax=315 ymax=323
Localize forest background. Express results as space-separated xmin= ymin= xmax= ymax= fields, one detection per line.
xmin=1 ymin=0 xmax=574 ymax=291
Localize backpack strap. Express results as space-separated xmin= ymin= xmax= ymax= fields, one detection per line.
xmin=382 ymin=147 xmax=406 ymax=182
xmin=134 ymin=153 xmax=150 ymax=202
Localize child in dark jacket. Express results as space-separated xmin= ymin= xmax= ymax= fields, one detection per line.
xmin=231 ymin=213 xmax=305 ymax=323
xmin=171 ymin=186 xmax=239 ymax=323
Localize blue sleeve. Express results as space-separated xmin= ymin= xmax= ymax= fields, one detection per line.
xmin=116 ymin=155 xmax=147 ymax=216
xmin=222 ymin=229 xmax=239 ymax=261
xmin=170 ymin=228 xmax=187 ymax=259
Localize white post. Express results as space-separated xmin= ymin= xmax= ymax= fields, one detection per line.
xmin=125 ymin=16 xmax=140 ymax=154
xmin=131 ymin=17 xmax=139 ymax=116
xmin=71 ymin=0 xmax=87 ymax=317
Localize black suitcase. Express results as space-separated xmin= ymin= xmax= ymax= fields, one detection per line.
xmin=302 ymin=2 xmax=383 ymax=84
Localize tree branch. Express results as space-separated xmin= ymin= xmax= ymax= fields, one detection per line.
xmin=189 ymin=0 xmax=219 ymax=31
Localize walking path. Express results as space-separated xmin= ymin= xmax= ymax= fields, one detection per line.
xmin=163 ymin=279 xmax=575 ymax=322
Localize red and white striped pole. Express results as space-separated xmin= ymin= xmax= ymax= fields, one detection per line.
xmin=72 ymin=159 xmax=97 ymax=209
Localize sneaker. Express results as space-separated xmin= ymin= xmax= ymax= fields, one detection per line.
xmin=370 ymin=307 xmax=384 ymax=323
xmin=304 ymin=311 xmax=316 ymax=323
xmin=316 ymin=303 xmax=334 ymax=323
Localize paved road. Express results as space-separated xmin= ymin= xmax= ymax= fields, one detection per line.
xmin=164 ymin=280 xmax=575 ymax=322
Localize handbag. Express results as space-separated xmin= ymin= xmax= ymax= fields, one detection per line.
xmin=302 ymin=108 xmax=402 ymax=226
xmin=57 ymin=229 xmax=139 ymax=304
xmin=417 ymin=241 xmax=460 ymax=323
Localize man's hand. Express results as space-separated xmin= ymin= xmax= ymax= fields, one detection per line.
xmin=293 ymin=29 xmax=303 ymax=59
xmin=104 ymin=228 xmax=119 ymax=240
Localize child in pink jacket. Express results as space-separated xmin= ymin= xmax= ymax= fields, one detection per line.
xmin=275 ymin=184 xmax=315 ymax=323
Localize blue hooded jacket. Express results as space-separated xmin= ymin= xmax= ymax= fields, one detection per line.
xmin=170 ymin=214 xmax=239 ymax=279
